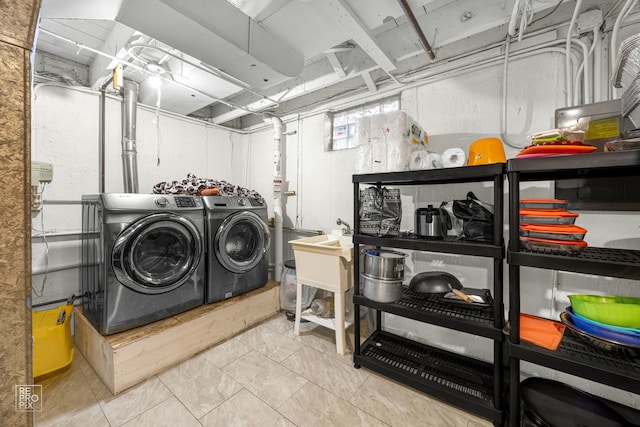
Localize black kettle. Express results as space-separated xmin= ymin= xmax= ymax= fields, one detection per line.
xmin=415 ymin=205 xmax=451 ymax=238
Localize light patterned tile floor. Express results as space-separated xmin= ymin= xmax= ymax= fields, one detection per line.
xmin=35 ymin=312 xmax=494 ymax=427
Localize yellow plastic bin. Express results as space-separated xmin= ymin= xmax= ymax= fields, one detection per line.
xmin=32 ymin=304 xmax=74 ymax=379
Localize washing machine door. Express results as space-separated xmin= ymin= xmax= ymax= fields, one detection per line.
xmin=215 ymin=211 xmax=270 ymax=274
xmin=112 ymin=213 xmax=202 ymax=294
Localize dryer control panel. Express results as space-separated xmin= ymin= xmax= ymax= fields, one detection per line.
xmin=174 ymin=195 xmax=202 ymax=208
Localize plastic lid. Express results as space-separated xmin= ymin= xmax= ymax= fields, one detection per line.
xmin=520 ymin=209 xmax=579 ymax=217
xmin=521 ymin=377 xmax=628 ymax=427
xmin=520 ymin=198 xmax=568 ymax=204
xmin=284 ymin=259 xmax=296 ymax=270
xmin=520 ymin=224 xmax=587 ymax=234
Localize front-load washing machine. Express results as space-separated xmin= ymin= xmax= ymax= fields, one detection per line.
xmin=81 ymin=193 xmax=205 ymax=335
xmin=203 ymin=195 xmax=270 ymax=304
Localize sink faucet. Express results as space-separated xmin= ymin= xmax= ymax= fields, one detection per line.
xmin=336 ymin=218 xmax=352 ymax=235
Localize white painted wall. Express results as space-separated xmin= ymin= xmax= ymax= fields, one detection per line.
xmin=31 ymin=36 xmax=640 ymax=408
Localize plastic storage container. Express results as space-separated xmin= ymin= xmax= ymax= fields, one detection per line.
xmin=519 ymin=199 xmax=568 ymax=210
xmin=520 ymin=236 xmax=587 ymax=255
xmin=32 ymin=304 xmax=75 ymax=378
xmin=520 ymin=224 xmax=587 ymax=241
xmin=520 ymin=208 xmax=579 ymax=225
xmin=279 ymin=259 xmax=317 ymax=315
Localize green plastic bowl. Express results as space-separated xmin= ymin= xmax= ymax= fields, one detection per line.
xmin=568 ymin=294 xmax=640 ymax=329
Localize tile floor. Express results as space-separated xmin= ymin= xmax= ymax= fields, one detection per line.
xmin=35 ymin=312 xmax=493 ymax=427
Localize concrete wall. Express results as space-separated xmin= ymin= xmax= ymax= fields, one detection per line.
xmin=31 ymin=31 xmax=640 ymax=410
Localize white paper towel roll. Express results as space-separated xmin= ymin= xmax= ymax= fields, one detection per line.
xmin=371 ymin=141 xmax=388 ymax=173
xmin=408 ymin=150 xmax=442 ymax=170
xmin=442 ymin=148 xmax=466 ymax=168
xmin=425 ymin=152 xmax=443 ymax=169
xmin=354 ymin=116 xmax=370 ymax=146
xmin=408 ymin=150 xmax=424 ymax=170
xmin=369 ymin=113 xmax=386 ymax=144
xmin=355 ymin=144 xmax=372 ymax=174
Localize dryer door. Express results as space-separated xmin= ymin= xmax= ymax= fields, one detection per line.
xmin=215 ymin=211 xmax=270 ymax=274
xmin=112 ymin=213 xmax=202 ymax=294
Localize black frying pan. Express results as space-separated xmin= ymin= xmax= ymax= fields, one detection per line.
xmin=408 ymin=271 xmax=463 ymax=294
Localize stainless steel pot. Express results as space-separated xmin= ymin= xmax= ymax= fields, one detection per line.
xmin=362 ymin=249 xmax=408 ymax=280
xmin=361 ymin=273 xmax=403 ymax=303
xmin=415 ymin=205 xmax=450 ymax=238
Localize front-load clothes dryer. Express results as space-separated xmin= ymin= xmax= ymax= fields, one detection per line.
xmin=81 ymin=193 xmax=205 ymax=335
xmin=203 ymin=195 xmax=270 ymax=304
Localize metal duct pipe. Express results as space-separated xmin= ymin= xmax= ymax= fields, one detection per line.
xmin=121 ymin=80 xmax=139 ymax=193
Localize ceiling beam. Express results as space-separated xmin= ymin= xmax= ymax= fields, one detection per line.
xmin=325 ymin=52 xmax=346 ymax=78
xmin=361 ymin=71 xmax=377 ymax=92
xmin=88 ymin=23 xmax=136 ymax=88
xmin=316 ymin=0 xmax=396 ymax=72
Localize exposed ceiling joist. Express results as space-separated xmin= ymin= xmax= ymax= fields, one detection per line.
xmin=326 ymin=52 xmax=347 ymax=78
xmin=361 ymin=71 xmax=377 ymax=92
xmin=316 ymin=0 xmax=397 ymax=72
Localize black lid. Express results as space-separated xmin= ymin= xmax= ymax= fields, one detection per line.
xmin=521 ymin=378 xmax=628 ymax=427
xmin=284 ymin=259 xmax=296 ymax=270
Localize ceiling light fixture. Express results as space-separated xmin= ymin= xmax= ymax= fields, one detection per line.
xmin=147 ymin=73 xmax=163 ymax=88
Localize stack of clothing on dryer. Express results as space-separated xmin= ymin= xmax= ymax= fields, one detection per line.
xmin=153 ymin=173 xmax=265 ymax=205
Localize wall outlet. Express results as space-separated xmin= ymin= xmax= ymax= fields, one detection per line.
xmin=32 ymin=161 xmax=53 ymax=183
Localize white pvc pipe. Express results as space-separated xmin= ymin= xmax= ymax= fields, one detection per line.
xmin=508 ymin=0 xmax=523 ymax=37
xmin=593 ymin=26 xmax=603 ymax=102
xmin=269 ymin=116 xmax=284 ymax=282
xmin=565 ymin=0 xmax=583 ymax=106
xmin=571 ymin=38 xmax=590 ymax=105
xmin=502 ymin=36 xmax=579 ymax=148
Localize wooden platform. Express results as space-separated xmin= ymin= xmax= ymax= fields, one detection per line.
xmin=75 ymin=280 xmax=280 ymax=395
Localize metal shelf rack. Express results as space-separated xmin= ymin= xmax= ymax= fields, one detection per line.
xmin=352 ymin=163 xmax=506 ymax=426
xmin=507 ymin=151 xmax=640 ymax=426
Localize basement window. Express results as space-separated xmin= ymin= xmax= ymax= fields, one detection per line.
xmin=329 ymin=95 xmax=400 ymax=151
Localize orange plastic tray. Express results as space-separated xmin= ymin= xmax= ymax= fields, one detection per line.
xmin=516 ymin=144 xmax=597 ymax=157
xmin=519 ymin=313 xmax=566 ymax=350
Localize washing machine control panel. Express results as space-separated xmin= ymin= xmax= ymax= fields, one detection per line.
xmin=153 ymin=196 xmax=202 ymax=208
xmin=236 ymin=198 xmax=246 ymax=206
xmin=155 ymin=196 xmax=169 ymax=207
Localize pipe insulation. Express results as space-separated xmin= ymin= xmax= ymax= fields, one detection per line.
xmin=269 ymin=116 xmax=284 ymax=281
xmin=121 ymin=80 xmax=140 ymax=194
